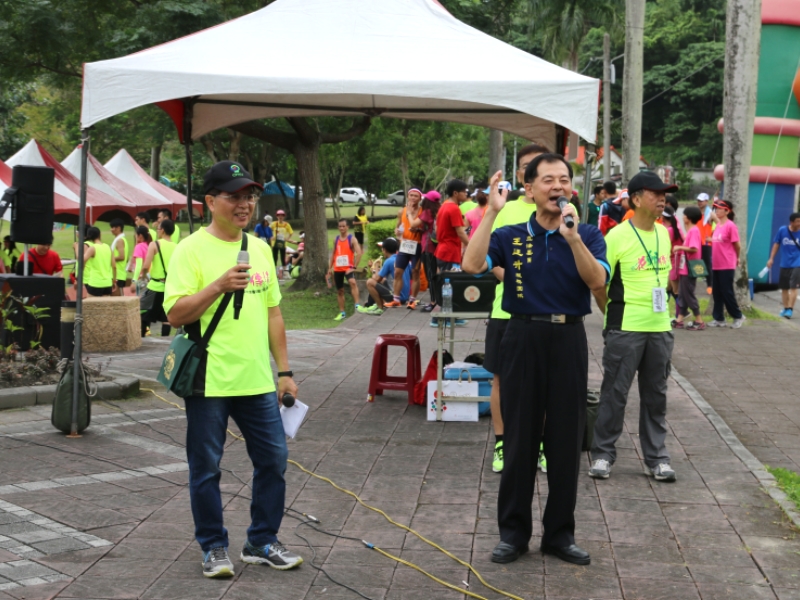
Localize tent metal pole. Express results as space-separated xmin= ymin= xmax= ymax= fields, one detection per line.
xmin=581 ymin=143 xmax=596 ymax=224
xmin=183 ymin=101 xmax=195 ymax=234
xmin=69 ymin=130 xmax=90 ymax=438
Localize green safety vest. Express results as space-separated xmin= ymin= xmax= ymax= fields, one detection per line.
xmin=84 ymin=241 xmax=113 ymax=288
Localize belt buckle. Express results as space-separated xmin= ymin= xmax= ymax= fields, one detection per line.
xmin=551 ymin=314 xmax=566 ymax=324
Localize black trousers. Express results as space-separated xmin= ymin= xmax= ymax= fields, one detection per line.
xmin=712 ymin=269 xmax=743 ymax=321
xmin=498 ymin=320 xmax=588 ymax=549
xmin=422 ymin=251 xmax=438 ymax=305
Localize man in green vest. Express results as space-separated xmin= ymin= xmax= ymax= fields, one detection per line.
xmin=139 ymin=219 xmax=177 ymax=337
xmin=158 ymin=209 xmax=181 ymax=244
xmin=109 ymin=218 xmax=130 ymax=295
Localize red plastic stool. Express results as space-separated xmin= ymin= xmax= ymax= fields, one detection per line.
xmin=367 ymin=334 xmax=422 ymax=404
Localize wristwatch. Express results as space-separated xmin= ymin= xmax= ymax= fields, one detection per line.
xmin=277 ymin=370 xmax=294 ymax=378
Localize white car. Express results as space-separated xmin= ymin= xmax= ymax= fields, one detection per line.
xmin=386 ymin=190 xmax=405 ymax=205
xmin=338 ymin=187 xmax=368 ymax=203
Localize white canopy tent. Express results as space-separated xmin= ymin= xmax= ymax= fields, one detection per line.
xmin=81 ymin=0 xmax=599 ymax=145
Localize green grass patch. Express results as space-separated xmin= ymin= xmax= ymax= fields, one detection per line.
xmin=279 ymin=284 xmax=358 ymax=330
xmin=667 ymin=297 xmax=779 ymax=322
xmin=766 ymin=466 xmax=800 ymax=513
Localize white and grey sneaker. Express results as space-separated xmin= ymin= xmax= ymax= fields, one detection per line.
xmin=241 ymin=540 xmax=303 ymax=570
xmin=202 ymin=546 xmax=234 ymax=578
xmin=731 ymin=316 xmax=746 ymax=329
xmin=588 ymin=459 xmax=612 ymax=479
xmin=646 ymin=463 xmax=677 ymax=482
xmin=708 ymin=320 xmax=727 ymax=328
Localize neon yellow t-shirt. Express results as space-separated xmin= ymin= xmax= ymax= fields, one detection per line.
xmin=271 ymin=221 xmax=293 ymax=245
xmin=460 ymin=200 xmax=477 ymax=216
xmin=489 ymin=199 xmax=537 ymax=319
xmin=163 ymin=229 xmax=281 ymax=397
xmin=171 ymin=224 xmax=181 ymax=245
xmin=604 ymin=221 xmax=672 ymax=332
xmin=84 ymin=242 xmax=113 ymax=288
xmin=147 ymin=240 xmax=176 ymax=293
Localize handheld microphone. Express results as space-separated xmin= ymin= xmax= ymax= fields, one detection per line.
xmin=281 ymin=393 xmax=296 ymax=408
xmin=234 ymin=250 xmax=249 ymax=320
xmin=556 ymin=196 xmax=575 ymax=229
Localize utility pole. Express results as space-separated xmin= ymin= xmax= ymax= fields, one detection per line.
xmin=489 ymin=129 xmax=504 ymax=179
xmin=724 ymin=0 xmax=762 ymax=309
xmin=621 ymin=0 xmax=645 ymax=183
xmin=603 ymin=33 xmax=612 ymax=182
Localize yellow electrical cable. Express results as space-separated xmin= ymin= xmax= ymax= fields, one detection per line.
xmin=140 ymin=388 xmax=525 ymax=600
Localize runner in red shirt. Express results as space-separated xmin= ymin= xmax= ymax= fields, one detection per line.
xmin=23 ymin=237 xmax=63 ymax=276
xmin=435 ymin=179 xmax=470 ymax=271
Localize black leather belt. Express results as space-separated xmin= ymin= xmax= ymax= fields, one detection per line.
xmin=152 ymin=278 xmax=166 ymax=283
xmin=510 ymin=314 xmax=584 ymax=324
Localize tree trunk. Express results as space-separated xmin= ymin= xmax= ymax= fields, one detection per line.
xmin=228 ymin=130 xmax=243 ymax=161
xmin=399 ymin=154 xmax=410 ymax=204
xmin=292 ymin=142 xmax=328 ymax=290
xmin=489 ymin=129 xmax=504 ymax=178
xmin=150 ymin=144 xmax=162 ymax=180
xmin=603 ymin=33 xmax=612 ymax=180
xmin=724 ymin=0 xmax=761 ymax=311
xmin=622 ymin=0 xmax=645 ymax=183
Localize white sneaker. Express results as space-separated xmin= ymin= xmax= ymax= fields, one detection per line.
xmin=645 ymin=463 xmax=676 ymax=482
xmin=708 ymin=320 xmax=727 ymax=328
xmin=731 ymin=316 xmax=746 ymax=329
xmin=588 ymin=459 xmax=611 ymax=479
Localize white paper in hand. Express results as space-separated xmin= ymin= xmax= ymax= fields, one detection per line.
xmin=280 ymin=399 xmax=309 ymax=439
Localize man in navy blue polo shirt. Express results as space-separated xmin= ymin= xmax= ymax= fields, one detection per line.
xmin=464 ymin=154 xmax=609 ymax=567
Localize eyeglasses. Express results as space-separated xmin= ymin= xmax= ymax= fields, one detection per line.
xmin=214 ymin=193 xmax=259 ymax=205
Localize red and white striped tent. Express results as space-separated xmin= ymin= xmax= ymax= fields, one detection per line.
xmin=104 ymin=149 xmax=203 ymax=217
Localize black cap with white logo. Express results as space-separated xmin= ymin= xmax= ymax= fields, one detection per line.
xmin=203 ymin=161 xmax=263 ymax=195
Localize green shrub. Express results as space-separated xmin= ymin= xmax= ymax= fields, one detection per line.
xmin=365 ymin=220 xmax=397 ymax=262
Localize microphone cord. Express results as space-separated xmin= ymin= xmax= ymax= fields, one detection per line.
xmin=140 ymin=388 xmax=525 ymax=600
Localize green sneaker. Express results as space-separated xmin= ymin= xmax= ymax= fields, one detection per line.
xmin=367 ymin=306 xmax=384 ymax=315
xmin=333 ymin=312 xmax=346 ymax=321
xmin=356 ymin=305 xmax=372 ymax=314
xmin=538 ymin=443 xmax=547 ymax=473
xmin=492 ymin=441 xmax=503 ymax=473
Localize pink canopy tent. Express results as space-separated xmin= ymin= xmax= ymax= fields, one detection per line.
xmin=62 ymin=146 xmax=175 ymax=218
xmin=105 ymin=149 xmax=203 ymax=217
xmin=6 ymin=140 xmax=138 ymax=223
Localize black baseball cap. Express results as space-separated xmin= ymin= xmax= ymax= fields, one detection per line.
xmin=377 ymin=237 xmax=399 ymax=253
xmin=203 ymin=161 xmax=263 ymax=195
xmin=627 ymin=171 xmax=678 ymax=194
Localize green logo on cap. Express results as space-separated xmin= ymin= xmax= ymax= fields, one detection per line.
xmin=230 ymin=164 xmax=243 ymax=177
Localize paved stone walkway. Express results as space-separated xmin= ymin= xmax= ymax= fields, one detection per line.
xmin=0 ymin=299 xmax=795 ymax=599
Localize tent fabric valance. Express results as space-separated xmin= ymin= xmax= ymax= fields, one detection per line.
xmin=80 ymin=0 xmax=599 ymax=144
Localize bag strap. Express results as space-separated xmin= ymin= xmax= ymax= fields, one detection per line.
xmin=155 ymin=241 xmax=167 ymax=279
xmin=787 ymin=228 xmax=800 ymax=251
xmin=192 ymin=234 xmax=249 ymax=349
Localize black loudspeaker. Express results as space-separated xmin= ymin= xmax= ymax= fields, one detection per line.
xmin=0 ymin=275 xmax=64 ymax=351
xmin=9 ymin=165 xmax=55 ymax=245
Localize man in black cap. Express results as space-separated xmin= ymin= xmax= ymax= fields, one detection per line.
xmin=164 ymin=160 xmax=303 ymax=578
xmin=589 ymin=171 xmax=680 ymax=483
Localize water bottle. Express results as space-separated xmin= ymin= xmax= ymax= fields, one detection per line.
xmin=441 ymin=278 xmax=453 ymax=314
xmin=758 ymin=266 xmax=769 ymax=279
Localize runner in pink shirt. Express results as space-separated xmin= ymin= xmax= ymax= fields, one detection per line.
xmin=709 ymin=199 xmax=744 ymax=328
xmin=465 ymin=194 xmax=488 ymax=240
xmin=672 ymin=206 xmax=705 ymax=330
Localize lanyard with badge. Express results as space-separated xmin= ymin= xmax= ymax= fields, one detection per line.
xmin=629 ymin=221 xmax=667 ymax=312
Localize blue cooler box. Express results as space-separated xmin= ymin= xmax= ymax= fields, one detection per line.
xmin=443 ymin=366 xmax=492 ymax=416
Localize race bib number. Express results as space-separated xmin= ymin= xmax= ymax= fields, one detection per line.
xmin=399 ymin=240 xmax=418 ymax=255
xmin=679 ymin=254 xmax=686 ymax=270
xmin=652 ymin=287 xmax=667 ymax=313
xmin=335 ymin=255 xmax=349 ymax=267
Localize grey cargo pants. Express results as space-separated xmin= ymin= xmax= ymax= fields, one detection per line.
xmin=591 ymin=330 xmax=674 ymax=468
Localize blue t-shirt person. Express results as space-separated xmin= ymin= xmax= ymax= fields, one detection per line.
xmin=772 ymin=226 xmax=800 ymax=268
xmin=254 ymin=222 xmax=273 ymax=244
xmin=380 ymin=254 xmax=412 ymax=302
xmin=486 ymin=215 xmax=608 ymax=316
